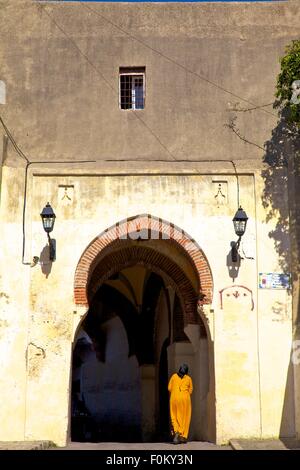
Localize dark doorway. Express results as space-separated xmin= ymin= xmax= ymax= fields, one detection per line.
xmin=71 ymin=267 xmax=168 ymax=442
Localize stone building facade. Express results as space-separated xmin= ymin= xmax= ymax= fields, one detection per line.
xmin=0 ymin=0 xmax=299 ymax=446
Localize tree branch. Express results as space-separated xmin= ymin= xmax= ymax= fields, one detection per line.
xmin=225 ymin=116 xmax=265 ymax=151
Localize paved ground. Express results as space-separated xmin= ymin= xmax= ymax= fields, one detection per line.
xmin=0 ymin=441 xmax=54 ymax=450
xmin=2 ymin=439 xmax=299 ymax=451
xmin=230 ymin=438 xmax=300 ymax=451
xmin=55 ymin=441 xmax=231 ymax=450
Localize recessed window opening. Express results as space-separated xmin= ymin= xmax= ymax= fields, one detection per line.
xmin=119 ymin=67 xmax=145 ymax=110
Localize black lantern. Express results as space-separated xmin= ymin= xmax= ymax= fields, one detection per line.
xmin=231 ymin=206 xmax=248 ymax=262
xmin=40 ymin=202 xmax=56 ymax=233
xmin=233 ymin=206 xmax=248 ymax=238
xmin=40 ymin=202 xmax=56 ymax=261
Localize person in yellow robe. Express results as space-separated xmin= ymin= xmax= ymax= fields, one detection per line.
xmin=168 ymin=363 xmax=193 ymax=444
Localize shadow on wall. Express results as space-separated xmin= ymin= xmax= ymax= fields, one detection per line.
xmin=262 ymin=106 xmax=300 ymax=438
xmin=39 ymin=244 xmax=53 ymax=278
xmin=262 ymin=108 xmax=299 ymax=283
xmin=226 ymin=243 xmax=241 ymax=282
xmin=280 ymin=352 xmax=296 ymax=439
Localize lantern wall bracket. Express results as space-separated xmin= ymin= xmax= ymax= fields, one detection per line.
xmin=231 ymin=237 xmax=242 ymax=263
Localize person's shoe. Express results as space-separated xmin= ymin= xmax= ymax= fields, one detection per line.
xmin=173 ymin=433 xmax=180 ymax=444
xmin=179 ymin=436 xmax=187 ymax=444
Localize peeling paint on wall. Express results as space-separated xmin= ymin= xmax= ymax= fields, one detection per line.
xmin=27 ymin=342 xmax=46 ymax=378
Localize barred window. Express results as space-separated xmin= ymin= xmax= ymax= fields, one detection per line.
xmin=119 ymin=67 xmax=145 ymax=110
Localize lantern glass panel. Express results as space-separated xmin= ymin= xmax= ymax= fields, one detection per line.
xmin=43 ymin=217 xmax=55 ymax=232
xmin=234 ymin=220 xmax=247 ymax=237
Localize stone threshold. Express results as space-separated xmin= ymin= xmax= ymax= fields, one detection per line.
xmin=0 ymin=441 xmax=55 ymax=450
xmin=230 ymin=438 xmax=300 ymax=451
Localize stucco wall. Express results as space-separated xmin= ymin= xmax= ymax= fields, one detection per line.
xmin=0 ymin=161 xmax=294 ymax=445
xmin=0 ymin=1 xmax=300 ymax=164
xmin=0 ymin=166 xmax=31 ymax=440
xmin=0 ymin=0 xmax=298 ymax=446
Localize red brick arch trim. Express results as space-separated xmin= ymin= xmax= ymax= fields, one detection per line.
xmin=74 ymin=214 xmax=213 ymax=309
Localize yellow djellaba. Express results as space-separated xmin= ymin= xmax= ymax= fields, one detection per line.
xmin=168 ymin=364 xmax=193 ymax=444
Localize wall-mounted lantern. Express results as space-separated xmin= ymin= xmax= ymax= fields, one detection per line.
xmin=40 ymin=202 xmax=56 ymax=261
xmin=231 ymin=206 xmax=248 ymax=262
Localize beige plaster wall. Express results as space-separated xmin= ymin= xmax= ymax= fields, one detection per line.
xmin=0 ymin=162 xmax=294 ymax=445
xmin=255 ymin=171 xmax=295 ymax=439
xmin=0 ymin=166 xmax=31 ymax=440
xmin=0 ymin=0 xmax=297 ymax=445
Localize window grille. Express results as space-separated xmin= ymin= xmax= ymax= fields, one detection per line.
xmin=119 ymin=67 xmax=145 ymax=110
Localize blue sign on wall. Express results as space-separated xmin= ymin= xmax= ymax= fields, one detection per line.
xmin=259 ymin=273 xmax=291 ymax=290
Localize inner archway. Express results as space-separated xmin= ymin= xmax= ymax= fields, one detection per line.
xmin=71 ymin=215 xmax=215 ymax=442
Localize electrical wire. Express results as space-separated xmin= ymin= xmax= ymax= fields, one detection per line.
xmin=39 ymin=5 xmax=242 ymax=207
xmin=21 ymin=160 xmax=96 ymax=265
xmin=230 ymin=160 xmax=240 ymax=208
xmin=0 ymin=114 xmax=96 ymax=265
xmin=80 ymin=1 xmax=277 ymax=119
xmin=0 ymin=116 xmax=30 ymax=163
xmin=0 ymin=3 xmax=257 ymax=266
xmin=41 ymin=6 xmax=177 ymax=162
xmin=40 ymin=4 xmax=271 ymax=164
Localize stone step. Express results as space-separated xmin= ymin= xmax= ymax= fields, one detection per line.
xmin=0 ymin=441 xmax=55 ymax=450
xmin=230 ymin=438 xmax=300 ymax=450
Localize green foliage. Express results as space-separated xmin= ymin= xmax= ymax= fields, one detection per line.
xmin=276 ymin=40 xmax=300 ymax=126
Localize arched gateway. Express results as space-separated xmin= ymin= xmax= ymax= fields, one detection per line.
xmin=71 ymin=215 xmax=215 ymax=443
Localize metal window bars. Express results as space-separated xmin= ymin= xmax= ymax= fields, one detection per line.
xmin=120 ymin=73 xmax=144 ymax=110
